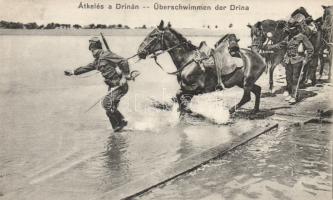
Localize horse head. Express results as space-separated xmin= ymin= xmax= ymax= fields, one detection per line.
xmin=322 ymin=5 xmax=333 ymax=19
xmin=247 ymin=20 xmax=288 ymax=52
xmin=247 ymin=22 xmax=266 ymax=52
xmin=137 ymin=20 xmax=195 ymax=59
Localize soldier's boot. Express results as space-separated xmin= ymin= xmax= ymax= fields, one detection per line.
xmin=106 ymin=112 xmax=119 ymax=130
xmin=113 ymin=110 xmax=127 ymax=132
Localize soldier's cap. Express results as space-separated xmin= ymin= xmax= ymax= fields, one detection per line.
xmin=88 ymin=37 xmax=102 ymax=50
xmin=89 ymin=37 xmax=100 ymax=43
xmin=288 ymin=18 xmax=301 ymax=28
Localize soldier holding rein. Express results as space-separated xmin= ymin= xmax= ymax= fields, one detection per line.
xmin=64 ymin=37 xmax=130 ymax=132
xmin=265 ymin=20 xmax=314 ymax=104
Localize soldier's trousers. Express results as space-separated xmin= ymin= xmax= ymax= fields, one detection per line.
xmin=285 ymin=61 xmax=303 ymax=98
xmin=303 ymin=56 xmax=318 ymax=84
xmin=102 ymin=83 xmax=128 ymax=129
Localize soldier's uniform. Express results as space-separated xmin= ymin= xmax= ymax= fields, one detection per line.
xmin=267 ymin=23 xmax=314 ymax=103
xmin=290 ymin=7 xmax=318 ymax=85
xmin=66 ymin=37 xmax=130 ymax=131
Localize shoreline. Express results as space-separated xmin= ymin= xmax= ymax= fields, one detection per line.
xmin=0 ymin=28 xmax=230 ymax=37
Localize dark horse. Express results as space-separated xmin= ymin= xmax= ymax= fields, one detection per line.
xmin=320 ymin=5 xmax=333 ymax=80
xmin=248 ymin=13 xmax=323 ymax=91
xmin=247 ymin=20 xmax=288 ymax=93
xmin=137 ymin=21 xmax=266 ymax=115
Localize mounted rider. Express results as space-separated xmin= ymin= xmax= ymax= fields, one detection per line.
xmin=64 ymin=37 xmax=131 ymax=132
xmin=265 ymin=20 xmax=314 ymax=103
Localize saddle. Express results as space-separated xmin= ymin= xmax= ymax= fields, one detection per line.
xmin=195 ymin=41 xmax=244 ymax=73
xmin=195 ymin=41 xmax=244 ymax=89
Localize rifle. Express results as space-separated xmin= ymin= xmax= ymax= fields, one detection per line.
xmin=294 ymin=60 xmax=307 ymax=101
xmin=84 ymin=70 xmax=140 ymax=113
xmin=100 ymin=32 xmax=110 ymax=51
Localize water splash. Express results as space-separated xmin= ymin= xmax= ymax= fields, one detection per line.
xmin=189 ymin=92 xmax=230 ymax=124
xmin=129 ymin=101 xmax=179 ymax=132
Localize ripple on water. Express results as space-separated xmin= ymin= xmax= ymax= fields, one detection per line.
xmin=137 ymin=123 xmax=332 ymax=200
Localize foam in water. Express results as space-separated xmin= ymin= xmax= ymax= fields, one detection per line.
xmin=146 ymin=93 xmax=230 ymax=125
xmin=129 ymin=101 xmax=179 ymax=132
xmin=189 ymin=92 xmax=230 ymax=124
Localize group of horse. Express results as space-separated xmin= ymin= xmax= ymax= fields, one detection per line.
xmin=248 ymin=6 xmax=333 ymax=93
xmin=136 ymin=6 xmax=333 ymax=117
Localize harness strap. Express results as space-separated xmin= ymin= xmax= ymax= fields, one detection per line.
xmin=211 ymin=50 xmax=225 ymax=90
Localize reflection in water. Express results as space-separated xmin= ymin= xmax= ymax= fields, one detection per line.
xmin=102 ymin=133 xmax=131 ymax=188
xmin=137 ymin=123 xmax=332 ymax=200
xmin=2 ymin=35 xmax=329 ymax=200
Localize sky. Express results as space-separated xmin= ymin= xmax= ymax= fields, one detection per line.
xmin=0 ymin=0 xmax=331 ymax=29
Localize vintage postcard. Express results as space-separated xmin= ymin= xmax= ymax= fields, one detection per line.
xmin=0 ymin=0 xmax=332 ymax=199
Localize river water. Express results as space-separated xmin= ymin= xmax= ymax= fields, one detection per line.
xmin=0 ymin=35 xmax=240 ymax=199
xmin=0 ymin=35 xmax=331 ymax=200
xmin=137 ymin=122 xmax=332 ymax=200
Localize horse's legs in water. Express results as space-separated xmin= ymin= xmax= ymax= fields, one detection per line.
xmin=269 ymin=54 xmax=283 ymax=93
xmin=176 ymin=89 xmax=194 ymax=116
xmin=229 ymin=86 xmax=251 ymax=114
xmin=251 ymin=84 xmax=261 ymax=112
xmin=229 ymin=83 xmax=261 ymax=114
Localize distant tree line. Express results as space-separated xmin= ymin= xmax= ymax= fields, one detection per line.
xmin=0 ymin=20 xmax=132 ymax=29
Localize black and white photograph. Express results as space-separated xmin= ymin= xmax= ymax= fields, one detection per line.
xmin=0 ymin=0 xmax=332 ymax=199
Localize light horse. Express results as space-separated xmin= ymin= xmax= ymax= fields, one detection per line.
xmin=137 ymin=21 xmax=266 ymax=115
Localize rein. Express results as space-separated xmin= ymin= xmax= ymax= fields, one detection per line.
xmin=142 ymin=28 xmax=197 ymax=75
xmin=150 ymin=41 xmax=188 ymax=73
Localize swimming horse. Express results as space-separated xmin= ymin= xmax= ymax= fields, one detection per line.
xmin=137 ymin=20 xmax=266 ymax=115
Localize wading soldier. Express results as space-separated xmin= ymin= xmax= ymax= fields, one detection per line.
xmin=64 ymin=37 xmax=130 ymax=132
xmin=266 ymin=20 xmax=314 ymax=104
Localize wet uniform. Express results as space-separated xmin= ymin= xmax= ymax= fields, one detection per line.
xmin=73 ymin=49 xmax=130 ymax=130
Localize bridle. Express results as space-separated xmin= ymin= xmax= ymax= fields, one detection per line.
xmin=141 ymin=29 xmax=190 ymax=74
xmin=251 ymin=28 xmax=269 ymax=51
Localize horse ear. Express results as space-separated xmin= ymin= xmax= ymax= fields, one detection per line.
xmin=322 ymin=5 xmax=327 ymax=9
xmin=236 ymin=39 xmax=240 ymax=42
xmin=158 ymin=20 xmax=164 ymax=30
xmin=257 ymin=22 xmax=263 ymax=30
xmin=247 ymin=23 xmax=252 ymax=28
xmin=167 ymin=22 xmax=172 ymax=28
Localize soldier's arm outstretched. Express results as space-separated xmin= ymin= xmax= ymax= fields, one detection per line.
xmin=73 ymin=62 xmax=97 ymax=75
xmin=265 ymin=37 xmax=288 ymax=50
xmin=64 ymin=61 xmax=96 ymax=76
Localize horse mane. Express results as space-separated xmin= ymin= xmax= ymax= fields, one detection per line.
xmin=214 ymin=34 xmax=230 ymax=48
xmin=258 ymin=19 xmax=286 ymax=30
xmin=168 ymin=27 xmax=197 ymax=50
